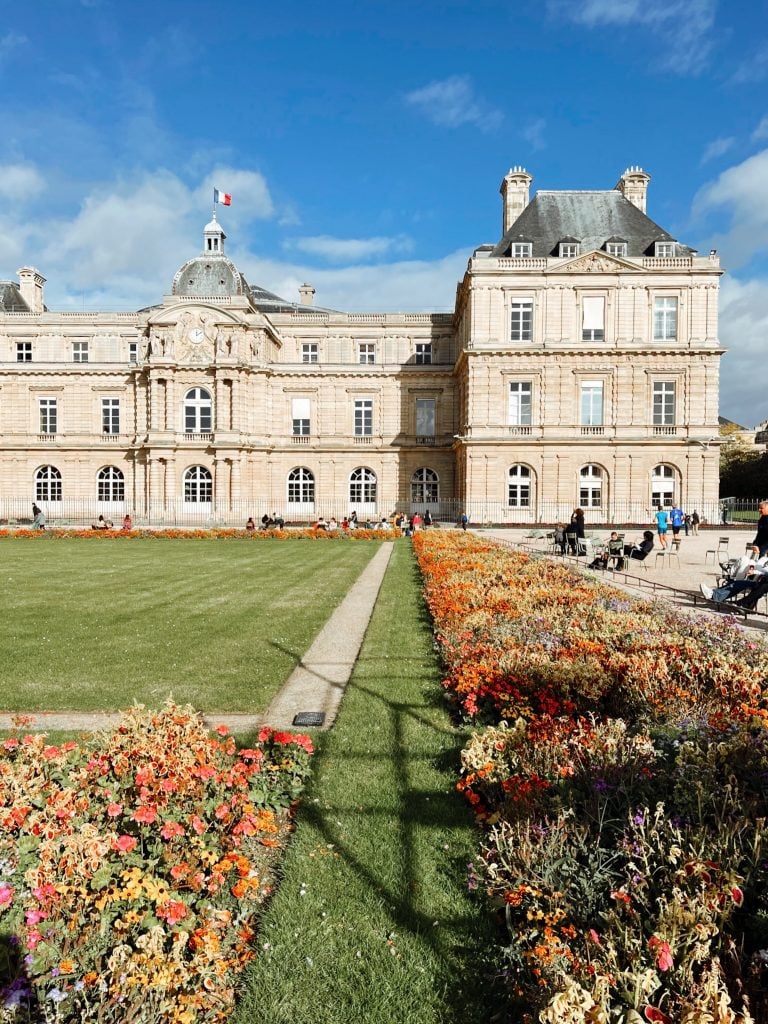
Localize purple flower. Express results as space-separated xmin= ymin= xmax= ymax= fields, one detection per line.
xmin=47 ymin=987 xmax=67 ymax=1003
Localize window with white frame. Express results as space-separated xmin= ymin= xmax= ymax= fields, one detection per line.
xmin=415 ymin=398 xmax=435 ymax=437
xmin=102 ymin=398 xmax=120 ymax=435
xmin=128 ymin=342 xmax=138 ymax=364
xmin=354 ymin=398 xmax=373 ymax=436
xmin=36 ymin=465 xmax=62 ymax=501
xmin=358 ymin=343 xmax=375 ymax=365
xmin=97 ymin=466 xmax=125 ymax=502
xmin=411 ymin=467 xmax=439 ymax=504
xmin=184 ymin=387 xmax=212 ymax=433
xmin=654 ymin=297 xmax=678 ymax=340
xmin=605 ymin=240 xmax=627 ymax=257
xmin=580 ymin=381 xmax=604 ymax=425
xmin=349 ymin=467 xmax=377 ymax=504
xmin=511 ymin=242 xmax=532 ymax=257
xmin=415 ymin=343 xmax=432 ymax=365
xmin=652 ymin=381 xmax=676 ymax=425
xmin=510 ymin=299 xmax=533 ymax=342
xmin=291 ymin=397 xmax=311 ymax=436
xmin=184 ymin=465 xmax=212 ymax=503
xmin=287 ymin=467 xmax=315 ymax=504
xmin=508 ymin=464 xmax=532 ymax=508
xmin=16 ymin=342 xmax=31 ymax=362
xmin=655 ymin=241 xmax=674 ymax=257
xmin=73 ymin=341 xmax=89 ymax=363
xmin=651 ymin=464 xmax=675 ymax=508
xmin=509 ymin=381 xmax=532 ymax=425
xmin=559 ymin=242 xmax=579 ymax=258
xmin=579 ymin=464 xmax=603 ymax=508
xmin=301 ymin=342 xmax=319 ymax=364
xmin=39 ymin=398 xmax=57 ymax=434
xmin=581 ymin=296 xmax=605 ymax=342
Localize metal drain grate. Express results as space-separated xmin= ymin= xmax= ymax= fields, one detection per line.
xmin=292 ymin=711 xmax=326 ymax=727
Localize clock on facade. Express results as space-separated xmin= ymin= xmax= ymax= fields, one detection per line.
xmin=188 ymin=327 xmax=205 ymax=344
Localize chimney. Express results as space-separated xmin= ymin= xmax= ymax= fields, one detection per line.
xmin=500 ymin=167 xmax=533 ymax=234
xmin=299 ymin=283 xmax=315 ymax=306
xmin=615 ymin=166 xmax=651 ymax=213
xmin=17 ymin=266 xmax=46 ymax=313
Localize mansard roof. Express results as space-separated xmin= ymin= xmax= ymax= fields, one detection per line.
xmin=0 ymin=281 xmax=31 ymax=312
xmin=491 ymin=190 xmax=695 ymax=258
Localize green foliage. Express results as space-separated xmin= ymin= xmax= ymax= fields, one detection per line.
xmin=719 ymin=435 xmax=768 ymax=497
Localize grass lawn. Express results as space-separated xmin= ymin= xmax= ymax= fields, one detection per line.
xmin=233 ymin=542 xmax=499 ymax=1024
xmin=1 ymin=538 xmax=379 ymax=713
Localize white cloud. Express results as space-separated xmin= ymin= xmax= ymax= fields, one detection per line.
xmin=284 ymin=234 xmax=413 ymax=263
xmin=700 ymin=137 xmax=735 ymax=164
xmin=730 ymin=44 xmax=768 ymax=85
xmin=693 ymin=148 xmax=768 ymax=267
xmin=522 ymin=118 xmax=547 ymax=151
xmin=0 ymin=31 xmax=27 ymax=66
xmin=548 ymin=0 xmax=717 ymax=74
xmin=405 ymin=75 xmax=503 ymax=132
xmin=197 ymin=168 xmax=274 ymax=222
xmin=719 ymin=275 xmax=768 ymax=424
xmin=0 ymin=163 xmax=46 ymax=202
xmin=752 ymin=115 xmax=768 ymax=141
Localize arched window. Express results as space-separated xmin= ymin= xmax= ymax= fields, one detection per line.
xmin=184 ymin=465 xmax=212 ymax=503
xmin=411 ymin=467 xmax=439 ymax=504
xmin=508 ymin=464 xmax=532 ymax=508
xmin=97 ymin=466 xmax=125 ymax=502
xmin=349 ymin=467 xmax=377 ymax=505
xmin=287 ymin=467 xmax=315 ymax=504
xmin=651 ymin=464 xmax=676 ymax=508
xmin=184 ymin=387 xmax=212 ymax=433
xmin=579 ymin=464 xmax=603 ymax=508
xmin=35 ymin=465 xmax=62 ymax=502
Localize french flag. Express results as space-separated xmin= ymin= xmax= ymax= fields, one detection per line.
xmin=213 ymin=188 xmax=232 ymax=206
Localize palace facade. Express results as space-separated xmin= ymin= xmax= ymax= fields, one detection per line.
xmin=0 ymin=166 xmax=723 ymax=526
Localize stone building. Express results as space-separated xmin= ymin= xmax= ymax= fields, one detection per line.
xmin=0 ymin=166 xmax=723 ymax=526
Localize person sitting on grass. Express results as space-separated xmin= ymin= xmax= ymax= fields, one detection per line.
xmin=32 ymin=503 xmax=46 ymax=530
xmin=245 ymin=517 xmax=256 ymax=532
xmin=615 ymin=530 xmax=654 ymax=570
xmin=121 ymin=514 xmax=132 ymax=531
xmin=92 ymin=515 xmax=112 ymax=530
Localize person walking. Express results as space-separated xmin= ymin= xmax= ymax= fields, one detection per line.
xmin=460 ymin=512 xmax=469 ymax=531
xmin=654 ymin=507 xmax=669 ymax=549
xmin=691 ymin=510 xmax=700 ymax=535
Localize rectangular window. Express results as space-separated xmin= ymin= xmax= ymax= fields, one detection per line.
xmin=16 ymin=342 xmax=32 ymax=362
xmin=581 ymin=296 xmax=605 ymax=342
xmin=354 ymin=398 xmax=373 ymax=436
xmin=102 ymin=398 xmax=120 ymax=434
xmin=73 ymin=341 xmax=89 ymax=363
xmin=301 ymin=343 xmax=319 ymax=364
xmin=510 ymin=299 xmax=533 ymax=342
xmin=560 ymin=243 xmax=578 ymax=258
xmin=39 ymin=398 xmax=57 ymax=434
xmin=415 ymin=398 xmax=435 ymax=437
xmin=511 ymin=242 xmax=532 ymax=257
xmin=655 ymin=242 xmax=674 ymax=257
xmin=606 ymin=242 xmax=627 ymax=257
xmin=358 ymin=343 xmax=375 ymax=365
xmin=652 ymin=381 xmax=676 ymax=425
xmin=128 ymin=342 xmax=138 ymax=364
xmin=508 ymin=382 xmax=532 ymax=425
xmin=292 ymin=397 xmax=311 ymax=436
xmin=654 ymin=297 xmax=678 ymax=340
xmin=415 ymin=343 xmax=432 ymax=365
xmin=580 ymin=381 xmax=604 ymax=426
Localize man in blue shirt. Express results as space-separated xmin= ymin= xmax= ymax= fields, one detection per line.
xmin=670 ymin=506 xmax=684 ymax=546
xmin=654 ymin=507 xmax=669 ymax=549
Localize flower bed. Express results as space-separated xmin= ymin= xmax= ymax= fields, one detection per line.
xmin=413 ymin=531 xmax=768 ymax=1023
xmin=0 ymin=703 xmax=313 ymax=1023
xmin=0 ymin=528 xmax=390 ymax=541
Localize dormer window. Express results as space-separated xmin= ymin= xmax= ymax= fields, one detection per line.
xmin=605 ymin=238 xmax=627 ymax=257
xmin=559 ymin=241 xmax=579 ymax=258
xmin=655 ymin=241 xmax=674 ymax=257
xmin=511 ymin=242 xmax=532 ymax=258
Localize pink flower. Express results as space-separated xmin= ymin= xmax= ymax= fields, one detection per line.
xmin=189 ymin=814 xmax=206 ymax=835
xmin=106 ymin=802 xmax=123 ymax=817
xmin=160 ymin=820 xmax=185 ymax=840
xmin=648 ymin=936 xmax=674 ymax=971
xmin=112 ymin=835 xmax=137 ymax=853
xmin=0 ymin=884 xmax=13 ymax=906
xmin=157 ymin=900 xmax=188 ymax=925
xmin=132 ymin=804 xmax=158 ymax=825
xmin=25 ymin=909 xmax=47 ymax=925
xmin=214 ymin=724 xmax=230 ymax=736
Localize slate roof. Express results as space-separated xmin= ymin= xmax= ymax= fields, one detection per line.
xmin=0 ymin=282 xmax=30 ymax=312
xmin=491 ymin=191 xmax=695 ymax=258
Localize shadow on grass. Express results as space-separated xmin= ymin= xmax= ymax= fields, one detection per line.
xmin=0 ymin=932 xmax=38 ymax=1017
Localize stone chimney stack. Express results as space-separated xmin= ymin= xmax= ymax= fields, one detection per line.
xmin=17 ymin=266 xmax=46 ymax=313
xmin=299 ymin=283 xmax=315 ymax=306
xmin=500 ymin=167 xmax=533 ymax=234
xmin=615 ymin=166 xmax=651 ymax=213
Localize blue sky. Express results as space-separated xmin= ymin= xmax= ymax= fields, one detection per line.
xmin=1 ymin=0 xmax=767 ymax=422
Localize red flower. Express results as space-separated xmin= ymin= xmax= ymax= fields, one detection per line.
xmin=157 ymin=900 xmax=188 ymax=925
xmin=106 ymin=802 xmax=123 ymax=817
xmin=112 ymin=835 xmax=137 ymax=853
xmin=160 ymin=820 xmax=185 ymax=840
xmin=214 ymin=724 xmax=230 ymax=736
xmin=132 ymin=804 xmax=158 ymax=825
xmin=648 ymin=936 xmax=674 ymax=971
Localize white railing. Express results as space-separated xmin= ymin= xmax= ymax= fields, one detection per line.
xmin=291 ymin=435 xmax=311 ymax=444
xmin=353 ymin=435 xmax=373 ymax=444
xmin=580 ymin=426 xmax=605 ymax=436
xmin=653 ymin=426 xmax=678 ymax=436
xmin=184 ymin=432 xmax=212 ymax=442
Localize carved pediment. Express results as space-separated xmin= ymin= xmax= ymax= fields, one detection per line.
xmin=556 ymin=249 xmax=639 ymax=273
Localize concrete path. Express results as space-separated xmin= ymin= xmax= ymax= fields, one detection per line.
xmin=0 ymin=542 xmax=394 ymax=736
